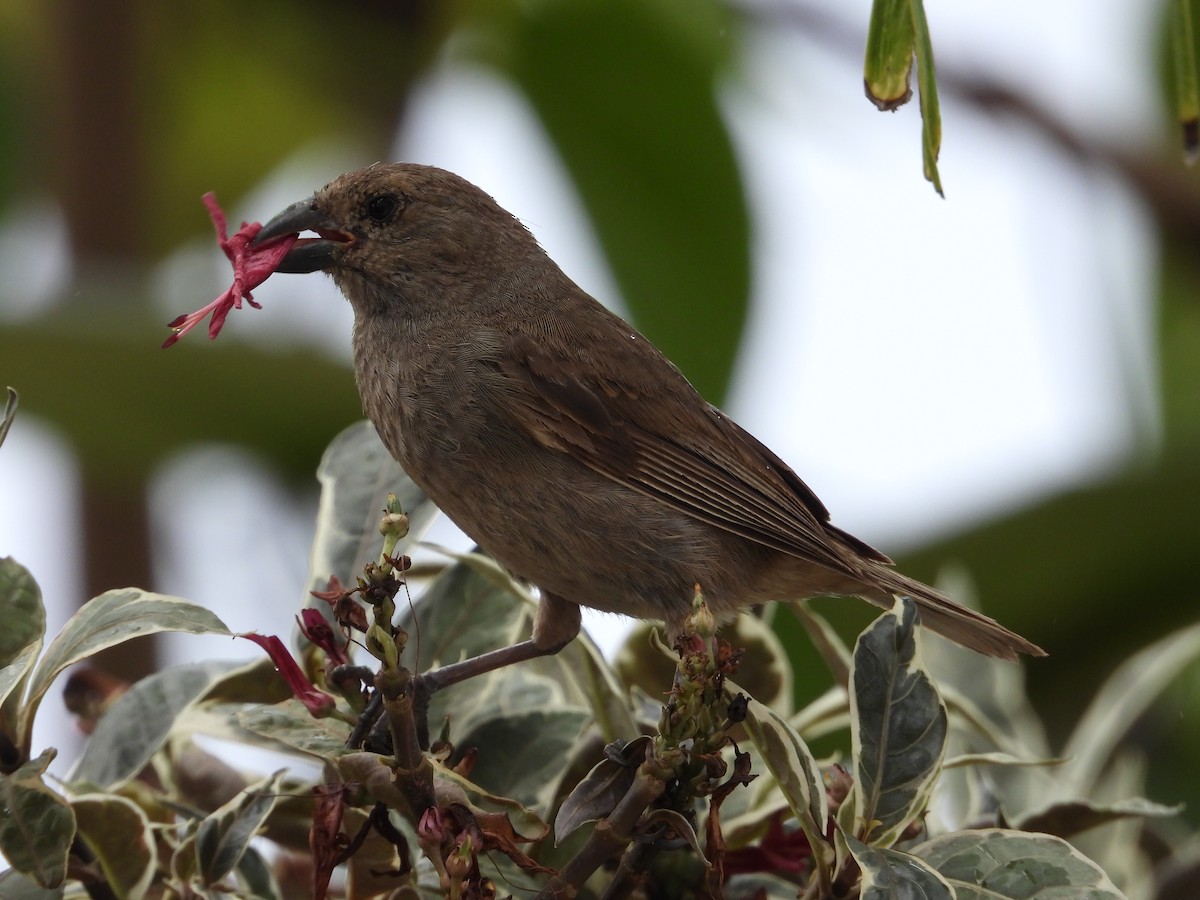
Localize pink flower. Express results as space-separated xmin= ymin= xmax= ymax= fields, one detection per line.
xmin=240 ymin=632 xmax=336 ymax=717
xmin=162 ymin=193 xmax=297 ymax=348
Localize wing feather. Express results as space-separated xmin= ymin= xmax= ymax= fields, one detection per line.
xmin=494 ymin=334 xmax=890 ymax=578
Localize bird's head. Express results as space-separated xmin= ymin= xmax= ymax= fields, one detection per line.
xmin=255 ymin=162 xmax=538 ymax=313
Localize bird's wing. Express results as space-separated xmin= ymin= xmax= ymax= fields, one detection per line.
xmin=493 ymin=332 xmax=890 ymax=577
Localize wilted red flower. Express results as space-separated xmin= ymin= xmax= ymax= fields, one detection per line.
xmin=240 ymin=632 xmax=336 ymax=717
xmin=162 ymin=193 xmax=297 ymax=348
xmin=311 ymin=575 xmax=370 ymax=632
xmin=722 ymin=812 xmax=812 ymax=877
xmin=298 ymin=608 xmax=351 ymax=666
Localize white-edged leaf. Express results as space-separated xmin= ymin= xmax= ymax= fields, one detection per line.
xmin=790 ymin=600 xmax=852 ymax=688
xmin=306 ymin=420 xmax=438 ymax=599
xmin=850 ymin=599 xmax=947 ymax=846
xmin=233 ymin=699 xmax=350 ymax=760
xmin=846 ymin=835 xmax=953 ymax=899
xmin=234 ymin=844 xmax=282 ymax=900
xmin=71 ymin=661 xmax=240 ymax=788
xmin=21 ymin=590 xmax=230 ymax=742
xmin=790 ymin=684 xmax=850 ymax=742
xmin=1060 ymin=620 xmax=1200 ymax=798
xmin=913 ymin=828 xmax=1127 ymax=899
xmin=0 ymin=750 xmax=75 ymax=889
xmin=942 ymin=752 xmax=1066 ymax=770
xmin=195 ymin=769 xmax=287 ymax=886
xmin=1016 ymin=796 xmax=1182 ymax=840
xmin=72 ymin=793 xmax=156 ymax=900
xmin=739 ymin=689 xmax=829 ymax=850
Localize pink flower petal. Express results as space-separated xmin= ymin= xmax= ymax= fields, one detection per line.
xmin=162 ymin=193 xmax=298 ymax=348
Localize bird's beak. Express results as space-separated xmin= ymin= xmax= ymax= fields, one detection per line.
xmin=253 ymin=197 xmax=354 ymax=273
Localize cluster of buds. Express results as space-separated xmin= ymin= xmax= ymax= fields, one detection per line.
xmin=239 ymin=494 xmax=414 ymax=720
xmin=655 ymin=586 xmax=746 ymax=779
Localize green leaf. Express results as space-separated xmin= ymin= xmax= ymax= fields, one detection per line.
xmin=234 ymin=698 xmax=350 ymax=760
xmin=910 ymin=0 xmax=943 ymax=194
xmin=195 ymin=769 xmax=287 ymax=886
xmin=845 ymin=836 xmax=953 ymax=900
xmin=864 ymin=0 xmax=915 ymax=110
xmin=850 ymin=599 xmax=947 ymax=847
xmin=1016 ymin=797 xmax=1182 ymax=841
xmin=913 ymin=829 xmax=1127 ymax=899
xmin=19 ymin=590 xmax=229 ymax=751
xmin=0 ymin=750 xmax=75 ymax=889
xmin=305 ymin=420 xmax=439 ymax=600
xmin=71 ymin=661 xmax=240 ymax=788
xmin=0 ymin=386 xmax=16 ymax=450
xmin=0 ymin=557 xmax=45 ymax=668
xmin=71 ymin=793 xmax=156 ymax=900
xmin=506 ymin=0 xmax=750 ymax=404
xmin=1171 ymin=0 xmax=1200 ymax=162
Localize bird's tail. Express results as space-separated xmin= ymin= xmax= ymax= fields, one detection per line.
xmin=858 ymin=566 xmax=1045 ymax=661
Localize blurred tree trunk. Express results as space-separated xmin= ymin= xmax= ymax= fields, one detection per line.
xmin=50 ymin=0 xmax=156 ymax=680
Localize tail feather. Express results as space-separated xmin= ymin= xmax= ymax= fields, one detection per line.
xmin=860 ymin=568 xmax=1046 ymax=661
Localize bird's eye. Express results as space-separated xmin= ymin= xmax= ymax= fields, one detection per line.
xmin=365 ymin=193 xmax=400 ymax=224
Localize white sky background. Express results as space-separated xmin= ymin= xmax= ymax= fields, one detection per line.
xmin=0 ymin=0 xmax=1166 ymax=772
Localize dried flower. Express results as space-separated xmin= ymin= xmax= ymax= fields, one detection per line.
xmin=297 ymin=607 xmax=351 ymax=666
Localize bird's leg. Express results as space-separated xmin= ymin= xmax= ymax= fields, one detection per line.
xmin=406 ymin=593 xmax=582 ymax=747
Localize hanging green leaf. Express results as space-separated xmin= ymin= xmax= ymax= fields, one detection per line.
xmin=1171 ymin=0 xmax=1200 ymax=162
xmin=864 ymin=0 xmax=915 ymax=110
xmin=911 ymin=0 xmax=944 ymax=195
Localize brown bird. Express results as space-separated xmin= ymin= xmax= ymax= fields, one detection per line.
xmin=255 ymin=163 xmax=1044 ymax=683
